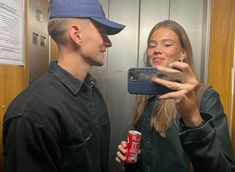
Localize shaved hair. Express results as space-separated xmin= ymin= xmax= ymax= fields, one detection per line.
xmin=48 ymin=18 xmax=90 ymax=48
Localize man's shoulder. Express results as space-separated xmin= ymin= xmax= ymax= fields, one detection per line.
xmin=4 ymin=74 xmax=63 ymax=122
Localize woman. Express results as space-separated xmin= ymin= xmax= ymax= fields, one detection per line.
xmin=116 ymin=20 xmax=235 ymax=172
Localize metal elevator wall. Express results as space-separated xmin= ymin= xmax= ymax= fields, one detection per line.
xmin=28 ymin=0 xmax=49 ymax=84
xmin=90 ymin=0 xmax=210 ymax=172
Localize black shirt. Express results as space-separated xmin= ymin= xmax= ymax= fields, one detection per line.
xmin=3 ymin=62 xmax=110 ymax=172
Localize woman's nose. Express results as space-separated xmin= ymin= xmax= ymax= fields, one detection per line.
xmin=153 ymin=46 xmax=161 ymax=54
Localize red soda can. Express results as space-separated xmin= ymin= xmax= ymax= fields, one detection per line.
xmin=125 ymin=130 xmax=142 ymax=164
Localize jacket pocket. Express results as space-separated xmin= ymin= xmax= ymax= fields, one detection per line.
xmin=60 ymin=133 xmax=94 ymax=172
xmin=68 ymin=133 xmax=92 ymax=150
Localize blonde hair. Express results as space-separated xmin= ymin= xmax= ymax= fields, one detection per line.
xmin=132 ymin=20 xmax=194 ymax=137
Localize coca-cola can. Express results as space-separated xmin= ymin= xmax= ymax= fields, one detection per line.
xmin=125 ymin=130 xmax=142 ymax=164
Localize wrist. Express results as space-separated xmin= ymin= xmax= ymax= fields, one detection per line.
xmin=181 ymin=109 xmax=203 ymax=128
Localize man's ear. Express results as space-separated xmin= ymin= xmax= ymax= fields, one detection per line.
xmin=69 ymin=24 xmax=81 ymax=45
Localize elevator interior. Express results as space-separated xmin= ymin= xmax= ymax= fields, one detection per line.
xmin=91 ymin=0 xmax=210 ymax=172
xmin=26 ymin=0 xmax=210 ymax=171
xmin=28 ymin=0 xmax=49 ymax=84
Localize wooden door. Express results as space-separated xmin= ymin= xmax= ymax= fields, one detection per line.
xmin=208 ymin=0 xmax=235 ymax=156
xmin=0 ymin=65 xmax=28 ymax=171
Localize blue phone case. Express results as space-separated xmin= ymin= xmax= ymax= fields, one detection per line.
xmin=127 ymin=67 xmax=174 ymax=95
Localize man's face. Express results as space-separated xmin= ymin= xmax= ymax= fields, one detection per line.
xmin=78 ymin=20 xmax=112 ymax=66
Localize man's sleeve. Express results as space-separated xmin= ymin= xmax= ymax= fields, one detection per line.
xmin=3 ymin=115 xmax=60 ymax=172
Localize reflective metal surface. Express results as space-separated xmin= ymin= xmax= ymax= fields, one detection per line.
xmin=107 ymin=0 xmax=140 ymax=171
xmin=139 ymin=0 xmax=170 ymax=67
xmin=170 ymin=0 xmax=210 ymax=81
xmin=28 ymin=0 xmax=49 ymax=84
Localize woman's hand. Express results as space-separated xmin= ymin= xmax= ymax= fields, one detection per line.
xmin=152 ymin=61 xmax=203 ymax=127
xmin=115 ymin=141 xmax=127 ymax=163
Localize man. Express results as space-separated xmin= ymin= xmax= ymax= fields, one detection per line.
xmin=3 ymin=0 xmax=125 ymax=171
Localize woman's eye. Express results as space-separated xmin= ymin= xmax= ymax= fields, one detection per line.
xmin=148 ymin=44 xmax=156 ymax=48
xmin=164 ymin=44 xmax=172 ymax=47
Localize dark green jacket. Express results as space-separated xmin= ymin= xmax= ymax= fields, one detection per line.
xmin=125 ymin=87 xmax=235 ymax=172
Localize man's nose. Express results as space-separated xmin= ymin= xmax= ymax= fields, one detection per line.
xmin=104 ymin=36 xmax=112 ymax=47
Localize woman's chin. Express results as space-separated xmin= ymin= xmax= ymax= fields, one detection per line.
xmin=151 ymin=62 xmax=167 ymax=67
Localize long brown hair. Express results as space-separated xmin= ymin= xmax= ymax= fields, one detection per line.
xmin=132 ymin=20 xmax=194 ymax=137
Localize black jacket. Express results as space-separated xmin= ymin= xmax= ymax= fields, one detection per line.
xmin=3 ymin=62 xmax=110 ymax=172
xmin=125 ymin=87 xmax=235 ymax=172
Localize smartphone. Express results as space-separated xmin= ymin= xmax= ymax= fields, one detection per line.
xmin=128 ymin=67 xmax=183 ymax=95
